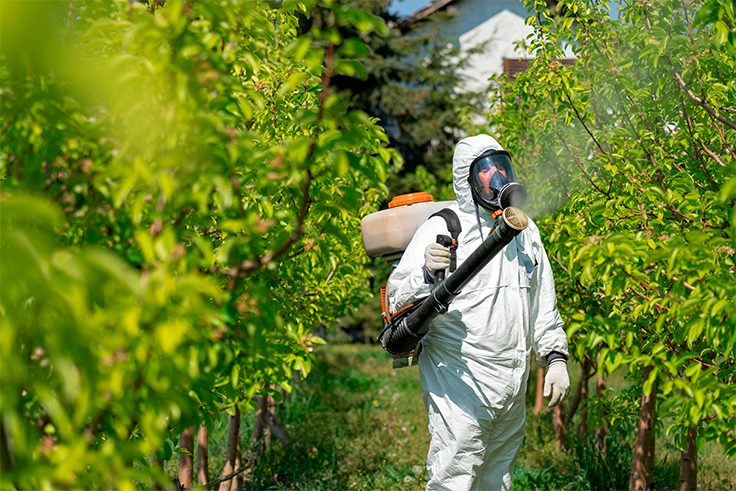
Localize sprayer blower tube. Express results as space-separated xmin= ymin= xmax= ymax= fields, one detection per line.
xmin=381 ymin=207 xmax=529 ymax=354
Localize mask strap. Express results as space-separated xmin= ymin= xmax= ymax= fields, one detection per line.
xmin=473 ymin=201 xmax=484 ymax=241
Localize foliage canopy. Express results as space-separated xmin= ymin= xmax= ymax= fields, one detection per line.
xmin=489 ymin=0 xmax=736 ymax=455
xmin=0 ymin=0 xmax=399 ymax=488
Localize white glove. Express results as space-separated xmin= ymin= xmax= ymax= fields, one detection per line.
xmin=543 ymin=360 xmax=570 ymax=407
xmin=424 ymin=243 xmax=451 ymax=279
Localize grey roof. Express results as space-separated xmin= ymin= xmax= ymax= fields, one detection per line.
xmin=397 ymin=0 xmax=529 ymax=41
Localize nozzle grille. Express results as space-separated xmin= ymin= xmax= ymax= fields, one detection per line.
xmin=503 ymin=207 xmax=529 ymax=231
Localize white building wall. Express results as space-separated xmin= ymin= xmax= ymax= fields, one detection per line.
xmin=457 ymin=9 xmax=534 ymax=93
xmin=457 ymin=9 xmax=576 ymax=94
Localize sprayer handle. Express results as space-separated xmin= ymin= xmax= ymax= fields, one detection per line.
xmin=434 ymin=234 xmax=454 ymax=284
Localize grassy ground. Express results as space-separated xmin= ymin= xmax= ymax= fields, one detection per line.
xmin=241 ymin=344 xmax=428 ymax=490
xmin=201 ymin=343 xmax=735 ymax=491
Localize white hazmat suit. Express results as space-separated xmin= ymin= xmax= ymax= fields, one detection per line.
xmin=387 ymin=135 xmax=569 ymax=491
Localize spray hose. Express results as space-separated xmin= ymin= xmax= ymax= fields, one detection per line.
xmin=380 ymin=207 xmax=529 ymax=355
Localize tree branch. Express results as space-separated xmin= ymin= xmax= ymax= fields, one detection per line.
xmin=265 ymin=410 xmax=291 ymax=446
xmin=556 ymin=131 xmax=612 ymax=198
xmin=0 ymin=111 xmax=20 ymax=141
xmin=220 ymin=39 xmax=337 ymax=283
xmin=629 ymin=284 xmax=670 ymax=312
xmin=194 ymin=458 xmax=252 ymax=490
xmin=678 ymin=96 xmax=722 ymax=191
xmin=563 ymin=91 xmax=613 ymax=164
xmin=237 ymin=169 xmax=313 ymax=276
xmin=624 ymin=270 xmax=679 ymax=303
xmin=672 ymin=71 xmax=736 ymax=131
xmin=696 ymin=138 xmax=727 ymax=167
xmin=550 ymin=253 xmax=571 ymax=276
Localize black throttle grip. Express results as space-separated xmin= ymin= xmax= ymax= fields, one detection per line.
xmin=434 ymin=234 xmax=454 ymax=283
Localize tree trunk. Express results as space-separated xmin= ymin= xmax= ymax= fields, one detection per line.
xmin=679 ymin=426 xmax=697 ymax=491
xmin=534 ymin=363 xmax=545 ymax=415
xmin=152 ymin=448 xmax=164 ymax=491
xmin=566 ymin=357 xmax=592 ymax=422
xmin=231 ymin=434 xmax=243 ymax=491
xmin=595 ymin=351 xmax=608 ymax=459
xmin=646 ymin=417 xmax=656 ymax=490
xmin=218 ymin=405 xmax=241 ymax=491
xmin=526 ymin=358 xmax=534 ymax=405
xmin=0 ymin=419 xmax=14 ymax=475
xmin=580 ymin=372 xmax=589 ymax=439
xmin=178 ymin=427 xmax=194 ymax=489
xmin=554 ymin=402 xmax=566 ymax=451
xmin=266 ymin=410 xmax=292 ymax=446
xmin=568 ymin=357 xmax=592 ymax=439
xmin=264 ymin=391 xmax=274 ymax=448
xmin=629 ymin=365 xmax=657 ymax=491
xmin=197 ymin=425 xmax=210 ymax=486
xmin=250 ymin=393 xmax=268 ymax=460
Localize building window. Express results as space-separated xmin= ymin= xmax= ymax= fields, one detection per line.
xmin=503 ymin=58 xmax=576 ymax=79
xmin=503 ymin=58 xmax=531 ymax=80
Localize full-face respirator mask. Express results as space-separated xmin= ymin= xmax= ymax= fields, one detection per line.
xmin=468 ymin=150 xmax=527 ymax=212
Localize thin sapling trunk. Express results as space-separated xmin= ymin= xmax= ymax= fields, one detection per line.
xmin=197 ymin=425 xmax=209 ymax=486
xmin=595 ymin=351 xmax=608 ymax=459
xmin=534 ymin=363 xmax=545 ymax=415
xmin=679 ymin=426 xmax=697 ymax=491
xmin=178 ymin=427 xmax=194 ymax=489
xmin=218 ymin=405 xmax=241 ymax=491
xmin=554 ymin=402 xmax=566 ymax=451
xmin=152 ymin=448 xmax=164 ymax=491
xmin=629 ymin=365 xmax=657 ymax=491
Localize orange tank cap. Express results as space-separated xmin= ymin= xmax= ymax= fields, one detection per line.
xmin=388 ymin=192 xmax=434 ymax=208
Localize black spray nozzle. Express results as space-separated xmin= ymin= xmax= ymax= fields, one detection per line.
xmin=499 ymin=182 xmax=527 ymax=210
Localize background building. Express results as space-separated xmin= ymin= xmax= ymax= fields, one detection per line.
xmin=396 ymin=0 xmax=575 ymax=93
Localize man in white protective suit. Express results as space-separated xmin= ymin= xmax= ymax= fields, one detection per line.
xmin=387 ymin=134 xmax=570 ymax=491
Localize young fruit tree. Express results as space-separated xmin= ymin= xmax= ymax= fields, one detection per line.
xmin=0 ymin=0 xmax=398 ymax=488
xmin=488 ymin=0 xmax=735 ymax=488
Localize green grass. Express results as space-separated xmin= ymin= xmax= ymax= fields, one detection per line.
xmin=243 ymin=344 xmax=428 ymax=490
xmin=202 ymin=343 xmax=735 ymax=491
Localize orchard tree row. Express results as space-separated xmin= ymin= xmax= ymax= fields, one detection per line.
xmin=487 ymin=0 xmax=736 ymax=488
xmin=0 ymin=1 xmax=399 ymax=489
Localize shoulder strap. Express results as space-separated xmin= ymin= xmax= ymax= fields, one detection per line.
xmin=380 ymin=284 xmax=390 ymax=322
xmin=428 ymin=208 xmax=462 ymax=272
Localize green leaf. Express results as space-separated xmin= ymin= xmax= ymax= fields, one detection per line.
xmin=113 ymin=172 xmax=138 ymax=208
xmin=712 ymin=299 xmax=729 ymax=315
xmin=337 ymin=38 xmax=370 ymax=58
xmin=281 ymin=0 xmax=317 ymax=13
xmin=231 ymin=364 xmax=240 ymax=388
xmin=333 ymin=60 xmax=367 ymax=80
xmin=643 ymin=367 xmax=658 ymax=396
xmin=0 ymin=196 xmax=62 ymax=230
xmin=685 ymin=362 xmax=702 ymax=378
xmin=283 ymin=36 xmax=312 ymax=61
xmin=695 ymin=390 xmax=705 ymax=408
xmin=715 ymin=21 xmax=730 ymax=46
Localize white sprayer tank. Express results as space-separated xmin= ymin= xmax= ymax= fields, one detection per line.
xmin=361 ymin=192 xmax=454 ymax=261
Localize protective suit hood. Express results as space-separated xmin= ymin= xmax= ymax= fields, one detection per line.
xmin=453 ymin=134 xmax=506 ymax=215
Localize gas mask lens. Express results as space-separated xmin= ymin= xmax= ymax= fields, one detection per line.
xmin=468 ymin=150 xmax=527 ymax=212
xmin=470 ymin=152 xmax=515 ymax=200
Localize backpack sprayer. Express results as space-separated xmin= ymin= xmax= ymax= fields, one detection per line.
xmin=361 ymin=193 xmax=529 ymax=364
xmin=379 ymin=206 xmax=528 ymax=354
